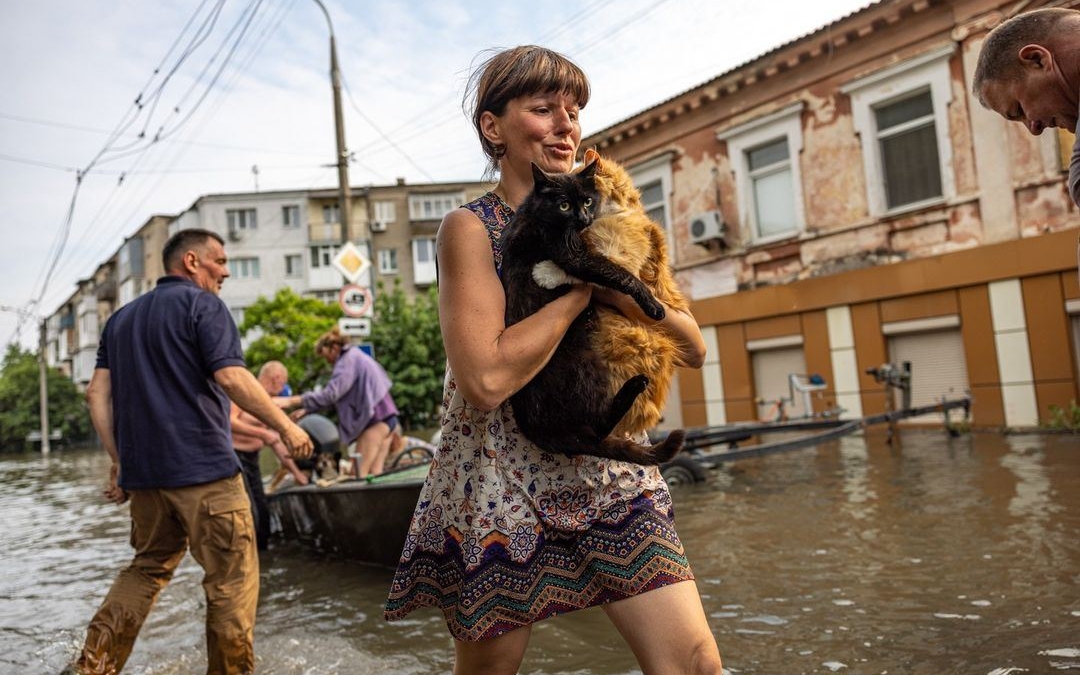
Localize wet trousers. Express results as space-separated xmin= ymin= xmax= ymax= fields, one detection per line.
xmin=74 ymin=473 xmax=259 ymax=675
xmin=236 ymin=450 xmax=270 ymax=551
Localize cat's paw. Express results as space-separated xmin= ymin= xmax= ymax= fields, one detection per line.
xmin=641 ymin=298 xmax=666 ymax=321
xmin=532 ymin=260 xmax=580 ymax=288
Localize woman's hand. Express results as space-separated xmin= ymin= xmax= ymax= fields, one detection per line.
xmin=591 ymin=286 xmax=707 ymax=369
xmin=592 ymin=286 xmax=658 ymax=325
xmin=103 ymin=461 xmax=129 ymax=505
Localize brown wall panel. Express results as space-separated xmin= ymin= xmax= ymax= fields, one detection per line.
xmin=692 ymin=228 xmax=1079 ymax=326
xmin=1064 ymin=267 xmax=1080 ymax=299
xmin=678 ymin=366 xmax=705 ymax=403
xmin=1036 ymin=381 xmax=1079 ymax=423
xmin=970 ymin=384 xmax=1006 ymax=427
xmin=1023 ymin=274 xmax=1075 ymax=382
xmin=717 ymin=324 xmax=751 ymax=401
xmin=745 ymin=314 xmax=802 ymax=341
xmin=724 ymin=399 xmax=757 ymax=424
xmin=681 ymin=402 xmax=707 ymax=428
xmin=850 ymin=302 xmax=887 ymax=414
xmin=958 ymin=285 xmax=1001 ymax=387
xmin=879 ymin=290 xmax=958 ymax=323
xmin=801 ymin=311 xmax=836 ymax=413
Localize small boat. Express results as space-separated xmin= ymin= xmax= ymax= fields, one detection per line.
xmin=269 ymin=463 xmax=428 ymax=567
xmin=267 ymin=414 xmax=430 ymax=567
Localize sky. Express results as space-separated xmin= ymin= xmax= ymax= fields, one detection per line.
xmin=0 ymin=0 xmax=873 ymax=351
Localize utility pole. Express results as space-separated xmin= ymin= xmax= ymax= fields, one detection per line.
xmin=312 ymin=0 xmax=351 ymax=245
xmin=38 ymin=318 xmax=50 ymax=455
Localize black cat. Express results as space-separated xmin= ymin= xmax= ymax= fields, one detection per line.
xmin=500 ymin=161 xmax=685 ymax=465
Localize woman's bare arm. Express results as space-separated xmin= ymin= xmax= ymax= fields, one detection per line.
xmin=437 ymin=208 xmax=592 ymax=411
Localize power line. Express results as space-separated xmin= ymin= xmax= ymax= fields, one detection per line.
xmin=8 ymin=0 xmax=271 ymax=347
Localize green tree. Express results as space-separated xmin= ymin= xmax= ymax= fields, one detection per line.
xmin=239 ymin=288 xmax=342 ymax=392
xmin=0 ymin=344 xmax=92 ymax=452
xmin=370 ymin=280 xmax=445 ymax=430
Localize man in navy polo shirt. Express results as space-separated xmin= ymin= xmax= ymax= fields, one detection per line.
xmin=67 ymin=228 xmax=312 ymax=675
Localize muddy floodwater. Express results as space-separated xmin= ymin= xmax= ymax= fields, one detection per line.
xmin=3 ymin=430 xmax=1078 ymax=674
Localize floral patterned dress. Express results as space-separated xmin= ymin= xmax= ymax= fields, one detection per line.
xmin=384 ymin=192 xmax=694 ymax=642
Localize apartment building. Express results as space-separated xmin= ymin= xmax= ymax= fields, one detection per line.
xmin=45 ymin=179 xmax=489 ymax=385
xmin=582 ymin=0 xmax=1079 ymax=429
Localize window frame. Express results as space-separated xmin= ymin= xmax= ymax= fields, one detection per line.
xmin=282 ymin=204 xmax=301 ymax=228
xmin=628 ymin=152 xmax=675 ymax=257
xmin=840 ymin=45 xmax=955 ymax=217
xmin=411 ymin=237 xmax=437 ymax=285
xmin=228 ymin=257 xmax=261 ymax=279
xmin=717 ymin=102 xmax=806 ymax=245
xmin=226 ymin=208 xmax=257 ymax=232
xmin=408 ymin=192 xmax=464 ymax=221
xmin=284 ymin=253 xmax=303 ymax=278
xmin=378 ymin=248 xmax=399 ymax=274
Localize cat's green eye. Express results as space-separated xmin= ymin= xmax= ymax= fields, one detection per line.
xmin=558 ymin=201 xmax=570 ymax=212
xmin=584 ymin=198 xmax=593 ymax=207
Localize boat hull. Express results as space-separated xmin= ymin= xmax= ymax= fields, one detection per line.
xmin=269 ymin=474 xmax=423 ymax=568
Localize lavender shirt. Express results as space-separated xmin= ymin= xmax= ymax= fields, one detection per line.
xmin=301 ymin=346 xmax=397 ymax=444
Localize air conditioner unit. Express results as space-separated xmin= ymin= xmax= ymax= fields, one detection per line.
xmin=227 ymin=227 xmax=243 ymax=242
xmin=370 ymin=220 xmax=387 ymax=233
xmin=689 ymin=210 xmax=726 ymax=246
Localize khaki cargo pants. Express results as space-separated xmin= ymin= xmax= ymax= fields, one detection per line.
xmin=75 ymin=473 xmax=259 ymax=675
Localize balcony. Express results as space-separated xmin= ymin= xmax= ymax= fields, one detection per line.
xmin=309 ymin=222 xmax=342 ymax=244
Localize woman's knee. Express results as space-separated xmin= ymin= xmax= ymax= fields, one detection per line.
xmin=686 ymin=633 xmax=723 ymax=675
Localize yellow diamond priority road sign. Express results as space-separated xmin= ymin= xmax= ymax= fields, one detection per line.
xmin=331 ymin=242 xmax=371 ymax=283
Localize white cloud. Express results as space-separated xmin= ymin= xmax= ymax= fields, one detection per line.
xmin=0 ymin=0 xmax=870 ymax=349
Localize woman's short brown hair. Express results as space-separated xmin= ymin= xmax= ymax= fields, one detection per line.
xmin=314 ymin=326 xmax=349 ymax=354
xmin=465 ymin=45 xmax=590 ymax=176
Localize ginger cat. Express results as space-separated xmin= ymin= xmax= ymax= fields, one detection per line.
xmin=501 ymin=160 xmax=684 ymax=465
xmin=580 ymin=148 xmax=691 ymax=438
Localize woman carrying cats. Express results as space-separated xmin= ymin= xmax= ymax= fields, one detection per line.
xmin=384 ymin=45 xmax=721 ymax=675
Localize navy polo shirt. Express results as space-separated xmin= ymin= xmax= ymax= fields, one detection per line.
xmin=96 ymin=276 xmax=246 ymax=490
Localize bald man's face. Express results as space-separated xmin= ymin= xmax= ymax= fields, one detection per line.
xmin=258 ymin=370 xmax=287 ymax=395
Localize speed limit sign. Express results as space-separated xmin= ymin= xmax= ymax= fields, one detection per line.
xmin=338 ymin=284 xmax=372 ymax=317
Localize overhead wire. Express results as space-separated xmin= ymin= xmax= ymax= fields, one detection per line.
xmin=43 ymin=0 xmax=290 ymax=302
xmin=24 ymin=0 xmax=277 ymax=329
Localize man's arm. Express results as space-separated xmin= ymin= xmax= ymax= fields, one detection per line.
xmin=229 ymin=401 xmax=279 ymax=445
xmin=86 ymin=368 xmax=127 ymax=504
xmin=215 ymin=366 xmax=313 ymax=459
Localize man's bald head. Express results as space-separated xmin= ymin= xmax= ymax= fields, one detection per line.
xmin=257 ymin=361 xmax=288 ymax=395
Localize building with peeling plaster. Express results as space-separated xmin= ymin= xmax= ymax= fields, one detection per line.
xmin=582 ymin=0 xmax=1080 ymax=429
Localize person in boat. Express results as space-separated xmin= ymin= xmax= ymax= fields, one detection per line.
xmin=277 ymin=327 xmax=399 ymax=479
xmin=382 ymin=45 xmax=721 ymax=674
xmin=229 ymin=360 xmax=309 ymax=549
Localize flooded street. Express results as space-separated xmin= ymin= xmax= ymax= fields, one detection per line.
xmin=3 ymin=430 xmax=1078 ymax=674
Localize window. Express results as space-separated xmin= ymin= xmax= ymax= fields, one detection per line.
xmin=748 ymin=138 xmax=797 ymax=239
xmin=841 ymin=45 xmax=955 ymax=216
xmin=717 ymin=102 xmax=805 ymax=243
xmin=409 ymin=192 xmax=464 ymax=220
xmin=374 ymin=200 xmax=396 ymax=225
xmin=309 ymin=290 xmax=338 ymax=304
xmin=378 ymin=248 xmax=399 ymax=274
xmin=226 ymin=208 xmax=257 ymax=232
xmin=229 ymin=257 xmax=260 ymax=279
xmin=282 ymin=205 xmax=300 ymax=228
xmin=230 ymin=306 xmax=245 ymax=327
xmin=323 ymin=203 xmax=340 ymax=224
xmin=629 ymin=154 xmax=673 ymax=232
xmin=310 ymin=245 xmax=341 ymax=268
xmin=118 ymin=236 xmax=143 ymax=280
xmin=412 ymin=238 xmax=437 ymax=285
xmin=875 ymin=91 xmax=942 ymax=209
xmin=285 ymin=254 xmax=303 ymax=277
